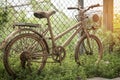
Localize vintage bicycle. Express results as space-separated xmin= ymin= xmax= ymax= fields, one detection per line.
xmin=1 ymin=4 xmax=103 ymax=78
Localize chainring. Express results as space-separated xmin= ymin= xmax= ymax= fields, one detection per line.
xmin=52 ymin=46 xmax=66 ymax=62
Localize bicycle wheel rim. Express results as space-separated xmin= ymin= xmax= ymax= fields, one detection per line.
xmin=3 ymin=33 xmax=48 ymax=77
xmin=75 ymin=34 xmax=103 ymax=64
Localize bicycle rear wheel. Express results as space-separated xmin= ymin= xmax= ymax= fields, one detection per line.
xmin=3 ymin=33 xmax=48 ymax=78
xmin=75 ymin=34 xmax=103 ymax=65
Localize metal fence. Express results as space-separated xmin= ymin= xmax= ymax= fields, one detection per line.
xmin=0 ymin=0 xmax=79 ymax=51
xmin=0 ymin=0 xmax=103 ymax=51
xmin=0 ymin=0 xmax=119 ymax=51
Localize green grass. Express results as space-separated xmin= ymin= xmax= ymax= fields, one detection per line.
xmin=0 ymin=51 xmax=120 ymax=80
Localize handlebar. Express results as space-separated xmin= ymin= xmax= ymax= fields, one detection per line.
xmin=84 ymin=4 xmax=100 ymax=13
xmin=89 ymin=4 xmax=100 ymax=9
xmin=67 ymin=7 xmax=79 ymax=10
xmin=68 ymin=4 xmax=100 ymax=13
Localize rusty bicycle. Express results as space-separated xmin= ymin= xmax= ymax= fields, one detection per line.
xmin=1 ymin=4 xmax=103 ymax=78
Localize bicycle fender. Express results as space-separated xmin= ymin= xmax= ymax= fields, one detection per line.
xmin=0 ymin=28 xmax=49 ymax=54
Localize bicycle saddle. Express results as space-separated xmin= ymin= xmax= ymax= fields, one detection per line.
xmin=34 ymin=10 xmax=56 ymax=19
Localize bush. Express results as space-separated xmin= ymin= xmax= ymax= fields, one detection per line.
xmin=0 ymin=51 xmax=120 ymax=80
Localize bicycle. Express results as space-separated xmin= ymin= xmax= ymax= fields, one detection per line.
xmin=2 ymin=4 xmax=103 ymax=78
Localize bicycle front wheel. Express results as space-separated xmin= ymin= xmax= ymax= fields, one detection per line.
xmin=3 ymin=33 xmax=48 ymax=78
xmin=75 ymin=34 xmax=103 ymax=65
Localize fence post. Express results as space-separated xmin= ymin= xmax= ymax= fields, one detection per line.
xmin=103 ymin=0 xmax=114 ymax=53
xmin=103 ymin=0 xmax=113 ymax=32
xmin=78 ymin=0 xmax=84 ymax=53
xmin=78 ymin=0 xmax=84 ymax=8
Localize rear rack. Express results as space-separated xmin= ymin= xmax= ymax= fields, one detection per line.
xmin=13 ymin=23 xmax=40 ymax=28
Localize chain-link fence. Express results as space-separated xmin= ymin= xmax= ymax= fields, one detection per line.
xmin=0 ymin=0 xmax=79 ymax=51
xmin=1 ymin=0 xmax=120 ymax=51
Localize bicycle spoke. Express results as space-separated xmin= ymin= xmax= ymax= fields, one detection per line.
xmin=4 ymin=33 xmax=48 ymax=77
xmin=75 ymin=35 xmax=103 ymax=65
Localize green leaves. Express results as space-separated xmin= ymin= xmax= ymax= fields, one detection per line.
xmin=1 ymin=52 xmax=120 ymax=80
xmin=0 ymin=8 xmax=8 ymax=26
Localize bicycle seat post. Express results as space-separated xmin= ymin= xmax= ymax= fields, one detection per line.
xmin=34 ymin=11 xmax=56 ymax=47
xmin=46 ymin=17 xmax=56 ymax=47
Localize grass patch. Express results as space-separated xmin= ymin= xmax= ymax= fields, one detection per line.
xmin=0 ymin=51 xmax=120 ymax=80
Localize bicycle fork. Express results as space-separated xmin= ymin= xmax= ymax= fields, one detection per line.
xmin=83 ymin=29 xmax=93 ymax=55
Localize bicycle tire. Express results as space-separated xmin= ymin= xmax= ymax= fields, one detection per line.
xmin=3 ymin=33 xmax=48 ymax=78
xmin=75 ymin=34 xmax=103 ymax=65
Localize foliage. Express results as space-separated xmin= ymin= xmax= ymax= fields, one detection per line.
xmin=30 ymin=0 xmax=56 ymax=11
xmin=0 ymin=7 xmax=9 ymax=43
xmin=0 ymin=8 xmax=15 ymax=44
xmin=0 ymin=7 xmax=8 ymax=26
xmin=1 ymin=1 xmax=120 ymax=80
xmin=84 ymin=53 xmax=120 ymax=78
xmin=114 ymin=13 xmax=120 ymax=28
xmin=0 ymin=52 xmax=120 ymax=80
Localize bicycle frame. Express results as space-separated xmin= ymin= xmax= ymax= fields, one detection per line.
xmin=2 ymin=4 xmax=103 ymax=78
xmin=46 ymin=18 xmax=90 ymax=48
xmin=45 ymin=4 xmax=102 ymax=49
